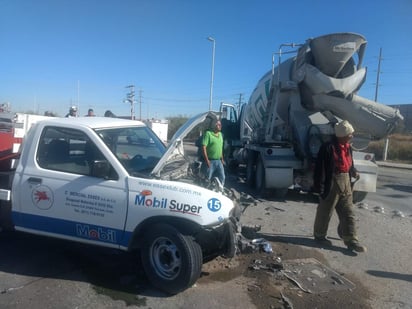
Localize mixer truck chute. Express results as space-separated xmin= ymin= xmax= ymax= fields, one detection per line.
xmin=220 ymin=33 xmax=403 ymax=201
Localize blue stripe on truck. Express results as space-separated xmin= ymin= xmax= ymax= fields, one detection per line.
xmin=12 ymin=212 xmax=132 ymax=248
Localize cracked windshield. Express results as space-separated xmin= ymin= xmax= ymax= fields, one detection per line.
xmin=96 ymin=126 xmax=166 ymax=176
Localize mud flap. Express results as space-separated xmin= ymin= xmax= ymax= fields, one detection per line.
xmin=0 ymin=200 xmax=14 ymax=231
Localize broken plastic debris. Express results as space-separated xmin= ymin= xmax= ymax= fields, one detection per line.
xmin=282 ymin=258 xmax=355 ymax=293
xmin=331 ymin=275 xmax=344 ymax=285
xmin=392 ymin=210 xmax=405 ymax=218
xmin=251 ymin=238 xmax=273 ymax=253
xmin=249 ymin=258 xmax=283 ymax=272
xmin=262 ymin=242 xmax=273 ymax=253
xmin=357 ymin=202 xmax=369 ymax=209
xmin=280 ymin=292 xmax=294 ymax=308
xmin=373 ymin=206 xmax=385 ymax=213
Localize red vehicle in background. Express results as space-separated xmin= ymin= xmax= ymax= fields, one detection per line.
xmin=0 ymin=113 xmax=20 ymax=171
xmin=0 ymin=109 xmax=49 ymax=171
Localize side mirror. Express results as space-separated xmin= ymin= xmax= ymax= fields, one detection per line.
xmin=91 ymin=160 xmax=112 ymax=179
xmin=175 ymin=138 xmax=184 ymax=155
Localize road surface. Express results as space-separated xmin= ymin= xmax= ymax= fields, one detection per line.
xmin=0 ymin=165 xmax=411 ymax=308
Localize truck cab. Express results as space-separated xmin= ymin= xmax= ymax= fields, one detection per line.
xmin=1 ymin=113 xmax=240 ymax=294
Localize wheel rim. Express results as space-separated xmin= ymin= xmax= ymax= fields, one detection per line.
xmin=150 ymin=236 xmax=181 ymax=280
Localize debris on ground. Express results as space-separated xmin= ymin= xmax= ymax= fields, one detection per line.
xmin=373 ymin=206 xmax=385 ymax=213
xmin=281 ymin=258 xmax=355 ymax=294
xmin=392 ymin=210 xmax=405 ymax=218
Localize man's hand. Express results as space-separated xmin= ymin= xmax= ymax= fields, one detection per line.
xmin=202 ymin=145 xmax=211 ymax=167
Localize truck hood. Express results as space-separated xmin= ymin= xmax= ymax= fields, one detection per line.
xmin=151 ymin=111 xmax=218 ymax=176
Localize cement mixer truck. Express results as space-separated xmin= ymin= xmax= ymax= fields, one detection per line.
xmin=220 ymin=32 xmax=403 ymax=201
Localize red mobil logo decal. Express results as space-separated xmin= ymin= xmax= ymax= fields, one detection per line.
xmin=140 ymin=190 xmax=152 ymax=196
xmin=32 ymin=185 xmax=54 ymax=210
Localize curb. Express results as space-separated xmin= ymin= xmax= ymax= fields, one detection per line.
xmin=376 ymin=161 xmax=412 ymax=170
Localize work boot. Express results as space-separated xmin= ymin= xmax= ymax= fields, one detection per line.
xmin=346 ymin=240 xmax=367 ymax=253
xmin=314 ymin=237 xmax=333 ymax=247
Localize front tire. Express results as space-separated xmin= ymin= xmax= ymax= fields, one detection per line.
xmin=141 ymin=224 xmax=202 ymax=294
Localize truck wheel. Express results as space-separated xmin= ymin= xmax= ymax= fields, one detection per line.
xmin=141 ymin=223 xmax=202 ymax=294
xmin=246 ymin=151 xmax=256 ymax=187
xmin=255 ymin=155 xmax=265 ymax=194
xmin=352 ymin=191 xmax=368 ymax=203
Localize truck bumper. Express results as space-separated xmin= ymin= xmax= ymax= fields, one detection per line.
xmin=353 ymin=159 xmax=378 ymax=193
xmin=0 ymin=200 xmax=14 ymax=230
xmin=265 ymin=167 xmax=294 ymax=188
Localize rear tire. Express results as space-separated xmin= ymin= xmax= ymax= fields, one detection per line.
xmin=255 ymin=155 xmax=265 ymax=194
xmin=246 ymin=151 xmax=256 ymax=187
xmin=141 ymin=223 xmax=202 ymax=294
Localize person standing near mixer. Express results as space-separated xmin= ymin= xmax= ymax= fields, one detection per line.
xmin=201 ymin=119 xmax=225 ymax=186
xmin=312 ymin=120 xmax=367 ymax=253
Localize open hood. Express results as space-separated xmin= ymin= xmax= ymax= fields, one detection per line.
xmin=151 ymin=111 xmax=218 ymax=176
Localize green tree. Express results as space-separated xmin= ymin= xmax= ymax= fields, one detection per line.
xmin=166 ymin=115 xmax=189 ymax=140
xmin=166 ymin=115 xmax=204 ymax=141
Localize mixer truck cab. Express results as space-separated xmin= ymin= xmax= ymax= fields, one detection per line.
xmin=0 ymin=113 xmax=240 ymax=294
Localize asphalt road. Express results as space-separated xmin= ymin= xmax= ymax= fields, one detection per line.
xmin=0 ymin=164 xmax=411 ymax=309
xmin=327 ymin=165 xmax=412 ymax=308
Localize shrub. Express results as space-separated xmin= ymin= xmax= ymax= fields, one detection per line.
xmin=366 ymin=134 xmax=412 ymax=163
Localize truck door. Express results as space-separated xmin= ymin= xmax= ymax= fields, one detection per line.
xmin=219 ymin=103 xmax=241 ymax=162
xmin=14 ymin=126 xmax=127 ymax=249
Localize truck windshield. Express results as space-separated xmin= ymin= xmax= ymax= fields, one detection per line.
xmin=95 ymin=126 xmax=166 ymax=177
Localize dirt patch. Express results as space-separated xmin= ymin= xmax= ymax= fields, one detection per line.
xmin=200 ymin=241 xmax=372 ymax=309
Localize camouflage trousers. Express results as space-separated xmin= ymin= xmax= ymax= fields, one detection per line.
xmin=313 ymin=173 xmax=358 ymax=243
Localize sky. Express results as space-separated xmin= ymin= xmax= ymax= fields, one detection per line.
xmin=1 ymin=0 xmax=411 ymax=119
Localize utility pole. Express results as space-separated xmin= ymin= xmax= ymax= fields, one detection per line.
xmin=207 ymin=36 xmax=216 ymax=111
xmin=374 ymin=48 xmax=382 ymax=102
xmin=374 ymin=48 xmax=389 ymax=161
xmin=77 ymin=80 xmax=80 ymax=115
xmin=138 ymin=89 xmax=143 ymax=120
xmin=125 ymin=85 xmax=135 ymax=120
xmin=237 ymin=93 xmax=243 ymax=114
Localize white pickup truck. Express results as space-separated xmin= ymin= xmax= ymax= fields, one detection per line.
xmin=0 ymin=112 xmax=240 ymax=294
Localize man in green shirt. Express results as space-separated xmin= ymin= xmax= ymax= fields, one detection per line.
xmin=201 ymin=120 xmax=225 ymax=186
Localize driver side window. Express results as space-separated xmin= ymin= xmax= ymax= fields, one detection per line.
xmin=37 ymin=126 xmax=118 ymax=179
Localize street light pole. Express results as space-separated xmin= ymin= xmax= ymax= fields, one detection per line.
xmin=207 ymin=36 xmax=215 ymax=111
